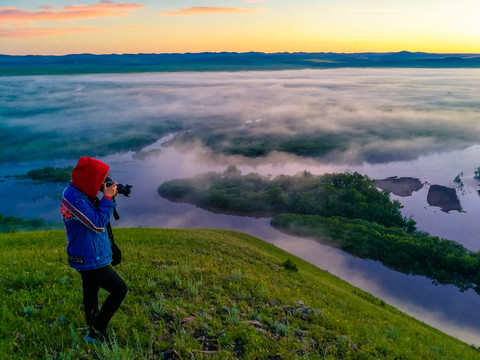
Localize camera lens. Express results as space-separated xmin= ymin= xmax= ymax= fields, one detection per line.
xmin=102 ymin=176 xmax=132 ymax=197
xmin=117 ymin=183 xmax=132 ymax=197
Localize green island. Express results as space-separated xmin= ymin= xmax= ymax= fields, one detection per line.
xmin=158 ymin=166 xmax=480 ymax=294
xmin=1 ymin=228 xmax=479 ymax=359
xmin=271 ymin=215 xmax=480 ymax=293
xmin=11 ymin=166 xmax=74 ymax=183
xmin=158 ymin=166 xmax=411 ymax=229
xmin=0 ymin=214 xmax=62 ymax=233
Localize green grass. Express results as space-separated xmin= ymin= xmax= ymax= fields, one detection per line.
xmin=1 ymin=228 xmax=479 ymax=359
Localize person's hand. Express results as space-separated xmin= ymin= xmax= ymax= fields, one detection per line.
xmin=103 ymin=182 xmax=117 ymax=198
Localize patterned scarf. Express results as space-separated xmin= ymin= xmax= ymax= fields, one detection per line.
xmin=61 ymin=196 xmax=105 ymax=233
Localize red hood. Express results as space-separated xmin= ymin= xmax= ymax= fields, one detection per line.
xmin=71 ymin=157 xmax=109 ymax=198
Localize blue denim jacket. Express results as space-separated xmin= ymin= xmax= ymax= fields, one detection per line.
xmin=61 ymin=183 xmax=116 ymax=271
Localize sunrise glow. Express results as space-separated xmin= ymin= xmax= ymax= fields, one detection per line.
xmin=1 ymin=0 xmax=480 ymax=55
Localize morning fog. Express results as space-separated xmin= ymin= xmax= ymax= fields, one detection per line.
xmin=2 ymin=68 xmax=480 ymax=164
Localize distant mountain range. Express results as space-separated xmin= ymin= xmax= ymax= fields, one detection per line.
xmin=1 ymin=51 xmax=480 ymax=76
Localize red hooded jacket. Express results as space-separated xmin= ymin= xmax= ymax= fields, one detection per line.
xmin=61 ymin=157 xmax=116 ymax=271
xmin=71 ymin=156 xmax=110 ymax=198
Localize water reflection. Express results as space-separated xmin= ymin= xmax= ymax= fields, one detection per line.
xmin=271 ymin=233 xmax=480 ymax=346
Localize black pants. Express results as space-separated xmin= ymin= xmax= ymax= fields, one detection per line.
xmin=80 ymin=265 xmax=127 ymax=332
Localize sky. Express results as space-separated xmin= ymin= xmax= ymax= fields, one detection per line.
xmin=1 ymin=0 xmax=480 ymax=55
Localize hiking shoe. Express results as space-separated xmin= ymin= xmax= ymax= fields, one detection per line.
xmin=85 ymin=327 xmax=108 ymax=344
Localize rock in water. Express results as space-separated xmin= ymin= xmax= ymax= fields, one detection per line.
xmin=374 ymin=177 xmax=423 ymax=197
xmin=427 ymin=185 xmax=462 ymax=213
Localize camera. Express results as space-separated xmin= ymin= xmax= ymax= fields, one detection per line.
xmin=103 ymin=176 xmax=133 ymax=197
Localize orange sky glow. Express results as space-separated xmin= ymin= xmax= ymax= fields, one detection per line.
xmin=1 ymin=1 xmax=479 ymax=55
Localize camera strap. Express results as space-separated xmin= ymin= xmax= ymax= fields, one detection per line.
xmin=93 ymin=197 xmax=116 ymax=243
xmin=113 ymin=206 xmax=120 ymax=220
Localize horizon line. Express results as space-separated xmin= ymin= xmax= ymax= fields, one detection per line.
xmin=2 ymin=50 xmax=480 ymax=57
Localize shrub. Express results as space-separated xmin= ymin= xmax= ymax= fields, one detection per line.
xmin=282 ymin=259 xmax=298 ymax=273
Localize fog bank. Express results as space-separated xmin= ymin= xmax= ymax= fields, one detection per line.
xmin=1 ymin=69 xmax=480 ymax=164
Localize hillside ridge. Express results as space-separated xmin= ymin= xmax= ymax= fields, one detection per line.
xmin=1 ymin=228 xmax=479 ymax=359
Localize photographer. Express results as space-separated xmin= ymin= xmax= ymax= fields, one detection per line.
xmin=60 ymin=156 xmax=127 ymax=343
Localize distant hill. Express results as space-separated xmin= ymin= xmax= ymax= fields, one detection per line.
xmin=1 ymin=51 xmax=480 ymax=76
xmin=1 ymin=228 xmax=479 ymax=358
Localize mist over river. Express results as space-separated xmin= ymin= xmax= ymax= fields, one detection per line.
xmin=2 ymin=69 xmax=480 ymax=345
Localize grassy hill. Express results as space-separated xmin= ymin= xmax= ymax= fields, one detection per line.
xmin=1 ymin=228 xmax=478 ymax=359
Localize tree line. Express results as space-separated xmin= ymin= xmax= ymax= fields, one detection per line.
xmin=0 ymin=214 xmax=62 ymax=233
xmin=158 ymin=165 xmax=413 ymax=230
xmin=12 ymin=166 xmax=73 ymax=183
xmin=271 ymin=214 xmax=480 ymax=294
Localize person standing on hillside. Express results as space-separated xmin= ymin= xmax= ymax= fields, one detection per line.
xmin=60 ymin=156 xmax=127 ymax=343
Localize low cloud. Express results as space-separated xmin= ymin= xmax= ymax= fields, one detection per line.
xmin=0 ymin=27 xmax=102 ymax=38
xmin=158 ymin=7 xmax=265 ymax=16
xmin=0 ymin=2 xmax=144 ymax=24
xmin=0 ymin=2 xmax=144 ymax=38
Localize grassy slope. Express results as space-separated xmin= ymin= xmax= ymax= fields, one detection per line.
xmin=1 ymin=228 xmax=478 ymax=359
